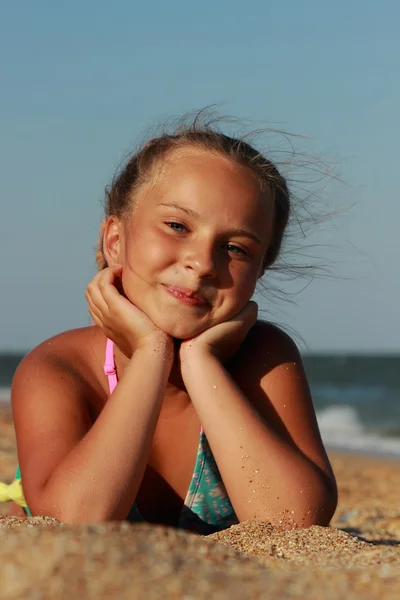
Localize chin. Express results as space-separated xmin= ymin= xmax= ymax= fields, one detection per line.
xmin=160 ymin=325 xmax=208 ymax=340
xmin=153 ymin=318 xmax=209 ymax=340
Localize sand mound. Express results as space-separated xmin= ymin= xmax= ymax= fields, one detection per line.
xmin=0 ymin=518 xmax=399 ymax=599
xmin=1 ymin=407 xmax=400 ymax=599
xmin=0 ymin=521 xmax=266 ymax=599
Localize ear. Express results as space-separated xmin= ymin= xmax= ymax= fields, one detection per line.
xmin=102 ymin=216 xmax=124 ymax=266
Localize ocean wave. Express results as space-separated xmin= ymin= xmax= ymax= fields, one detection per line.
xmin=317 ymin=405 xmax=400 ymax=457
xmin=0 ymin=387 xmax=11 ymax=404
xmin=312 ymin=383 xmax=387 ymax=404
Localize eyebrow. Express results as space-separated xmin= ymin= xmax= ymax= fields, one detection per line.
xmin=157 ymin=202 xmax=263 ymax=245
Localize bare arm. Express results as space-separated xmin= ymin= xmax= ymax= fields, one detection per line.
xmin=180 ymin=321 xmax=337 ymax=528
xmin=13 ymin=266 xmax=176 ymax=524
xmin=12 ymin=337 xmax=173 ymax=523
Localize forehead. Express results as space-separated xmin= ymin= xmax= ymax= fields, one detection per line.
xmin=138 ymin=149 xmax=274 ymax=245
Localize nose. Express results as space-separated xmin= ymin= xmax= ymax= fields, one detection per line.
xmin=182 ymin=242 xmax=217 ymax=279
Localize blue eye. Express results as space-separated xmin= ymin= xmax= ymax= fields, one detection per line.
xmin=165 ymin=221 xmax=187 ymax=232
xmin=225 ymin=244 xmax=247 ymax=256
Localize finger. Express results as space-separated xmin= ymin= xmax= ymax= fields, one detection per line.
xmin=88 ymin=266 xmax=123 ymax=312
xmin=88 ymin=305 xmax=115 ymax=340
xmin=89 ymin=310 xmax=104 ymax=331
xmin=86 ymin=268 xmax=113 ymax=303
xmin=105 ymin=264 xmax=123 ymax=281
xmin=97 ymin=265 xmax=127 ymax=302
xmin=87 ymin=297 xmax=108 ymax=332
xmin=100 ymin=280 xmax=141 ymax=317
xmin=88 ymin=264 xmax=121 ymax=286
xmin=85 ymin=285 xmax=109 ymax=316
xmin=96 ymin=264 xmax=123 ymax=291
xmin=86 ymin=295 xmax=104 ymax=323
xmin=90 ymin=265 xmax=122 ymax=294
xmin=99 ymin=279 xmax=127 ymax=306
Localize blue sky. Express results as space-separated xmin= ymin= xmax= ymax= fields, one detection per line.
xmin=1 ymin=0 xmax=399 ymax=352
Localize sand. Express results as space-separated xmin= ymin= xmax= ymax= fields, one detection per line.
xmin=1 ymin=404 xmax=399 ymax=599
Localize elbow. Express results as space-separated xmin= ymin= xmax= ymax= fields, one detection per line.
xmin=296 ymin=478 xmax=338 ymax=528
xmin=26 ymin=501 xmax=91 ymax=525
xmin=49 ymin=508 xmax=105 ymax=525
xmin=45 ymin=501 xmax=124 ymax=525
xmin=28 ymin=492 xmax=122 ymax=525
xmin=30 ymin=505 xmax=117 ymax=525
xmin=238 ymin=479 xmax=338 ymax=529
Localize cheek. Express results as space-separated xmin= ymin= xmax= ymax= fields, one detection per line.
xmin=228 ymin=262 xmax=259 ymax=299
xmin=125 ymin=229 xmax=176 ymax=272
xmin=217 ymin=266 xmax=259 ymax=322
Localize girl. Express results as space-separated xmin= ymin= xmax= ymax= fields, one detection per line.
xmin=5 ymin=118 xmax=337 ymax=533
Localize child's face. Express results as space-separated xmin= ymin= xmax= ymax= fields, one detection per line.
xmin=120 ymin=149 xmax=274 ymax=339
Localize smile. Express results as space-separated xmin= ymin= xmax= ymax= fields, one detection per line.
xmin=163 ymin=285 xmax=209 ymax=307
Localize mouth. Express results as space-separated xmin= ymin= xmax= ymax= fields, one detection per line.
xmin=163 ymin=285 xmax=210 ymax=307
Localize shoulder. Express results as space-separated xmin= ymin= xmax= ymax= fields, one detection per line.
xmin=12 ymin=326 xmax=107 ymax=409
xmin=13 ymin=326 xmax=100 ymax=376
xmin=231 ymin=320 xmax=303 ymax=378
xmin=250 ymin=320 xmax=300 ymax=353
xmin=11 ymin=327 xmax=108 ymax=500
xmin=228 ymin=320 xmax=311 ymax=418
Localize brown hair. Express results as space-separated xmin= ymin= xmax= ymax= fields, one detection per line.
xmin=96 ymin=115 xmax=291 ymax=276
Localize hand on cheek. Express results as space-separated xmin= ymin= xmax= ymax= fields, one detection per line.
xmin=86 ymin=265 xmax=173 ymax=358
xmin=179 ymin=301 xmax=258 ymax=365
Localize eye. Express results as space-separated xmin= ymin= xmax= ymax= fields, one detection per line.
xmin=165 ymin=221 xmax=188 ymax=233
xmin=224 ymin=243 xmax=248 ymax=256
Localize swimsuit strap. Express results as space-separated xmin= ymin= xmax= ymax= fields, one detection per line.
xmin=104 ymin=339 xmax=118 ymax=394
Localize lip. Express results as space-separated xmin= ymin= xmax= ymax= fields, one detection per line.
xmin=163 ymin=285 xmax=209 ymax=307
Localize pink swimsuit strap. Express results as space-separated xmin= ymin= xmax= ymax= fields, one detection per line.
xmin=103 ymin=339 xmax=118 ymax=393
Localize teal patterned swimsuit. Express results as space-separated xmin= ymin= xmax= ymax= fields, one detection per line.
xmin=16 ymin=340 xmax=238 ymax=534
xmin=126 ymin=429 xmax=238 ymax=533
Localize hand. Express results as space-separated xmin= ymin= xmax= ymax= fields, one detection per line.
xmin=86 ymin=265 xmax=172 ymax=358
xmin=179 ymin=301 xmax=258 ymax=365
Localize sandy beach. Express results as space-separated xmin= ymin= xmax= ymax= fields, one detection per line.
xmin=1 ymin=403 xmax=399 ymax=599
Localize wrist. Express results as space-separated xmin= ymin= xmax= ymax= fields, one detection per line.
xmin=136 ymin=331 xmax=175 ymax=359
xmin=180 ymin=343 xmax=215 ymax=372
xmin=124 ymin=337 xmax=174 ymax=384
xmin=180 ymin=349 xmax=222 ymax=392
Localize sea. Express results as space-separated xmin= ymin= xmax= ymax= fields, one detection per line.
xmin=1 ymin=352 xmax=399 ymax=458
